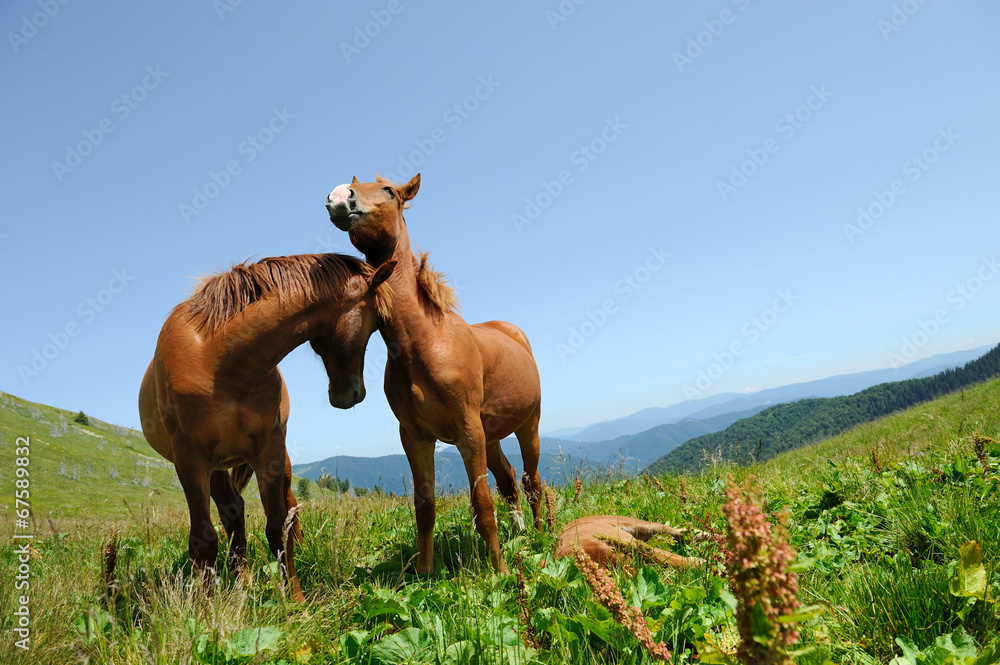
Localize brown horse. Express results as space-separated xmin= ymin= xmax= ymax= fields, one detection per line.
xmin=138 ymin=253 xmax=395 ymax=599
xmin=325 ymin=173 xmax=543 ymax=574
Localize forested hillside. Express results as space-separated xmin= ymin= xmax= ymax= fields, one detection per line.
xmin=647 ymin=343 xmax=1000 ymax=474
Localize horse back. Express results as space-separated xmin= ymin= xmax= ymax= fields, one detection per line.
xmin=473 ymin=320 xmax=533 ymax=357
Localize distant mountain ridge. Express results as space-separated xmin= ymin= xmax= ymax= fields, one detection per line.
xmin=291 ymin=347 xmax=995 ymax=493
xmin=550 ymin=346 xmax=991 ymax=442
xmin=291 ymin=451 xmax=588 ymax=495
xmin=646 ymin=343 xmax=1000 ymax=475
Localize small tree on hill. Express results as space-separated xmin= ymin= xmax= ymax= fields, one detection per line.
xmin=74 ymin=411 xmax=90 ymax=426
xmin=297 ymin=477 xmax=311 ymax=501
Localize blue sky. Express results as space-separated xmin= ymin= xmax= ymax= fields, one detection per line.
xmin=2 ymin=2 xmax=998 ymax=462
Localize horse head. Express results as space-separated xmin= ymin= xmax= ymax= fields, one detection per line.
xmin=325 ymin=174 xmax=420 ymax=258
xmin=308 ymin=260 xmax=396 ymax=409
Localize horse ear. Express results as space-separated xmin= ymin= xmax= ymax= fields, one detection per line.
xmin=397 ymin=173 xmax=420 ymax=202
xmin=351 ymin=175 xmax=360 ymax=184
xmin=368 ymin=260 xmax=397 ymax=290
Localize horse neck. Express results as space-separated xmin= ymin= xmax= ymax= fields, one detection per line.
xmin=213 ymin=289 xmax=341 ymax=377
xmin=368 ymin=224 xmax=441 ymax=355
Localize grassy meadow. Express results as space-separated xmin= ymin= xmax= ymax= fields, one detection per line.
xmin=1 ymin=379 xmax=999 ymax=664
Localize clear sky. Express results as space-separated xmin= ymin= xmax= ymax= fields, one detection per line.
xmin=2 ymin=2 xmax=998 ymax=462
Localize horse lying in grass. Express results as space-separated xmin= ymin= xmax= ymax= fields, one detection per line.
xmin=325 ymin=174 xmax=543 ymax=574
xmin=139 ymin=254 xmax=395 ymax=600
xmin=555 ymin=516 xmax=705 ymax=570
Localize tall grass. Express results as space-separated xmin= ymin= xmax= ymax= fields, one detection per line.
xmin=1 ymin=378 xmax=999 ymax=663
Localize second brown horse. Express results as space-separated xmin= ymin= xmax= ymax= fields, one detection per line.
xmin=325 ymin=173 xmax=543 ymax=574
xmin=139 ymin=253 xmax=395 ymax=599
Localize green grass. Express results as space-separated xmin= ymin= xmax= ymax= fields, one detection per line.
xmin=1 ymin=379 xmax=999 ymax=663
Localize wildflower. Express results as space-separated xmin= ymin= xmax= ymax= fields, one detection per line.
xmin=722 ymin=474 xmax=800 ymax=665
xmin=871 ymin=447 xmax=883 ymax=474
xmin=102 ymin=529 xmax=119 ymax=596
xmin=571 ymin=545 xmax=672 ymax=661
xmin=645 ymin=473 xmax=666 ymax=492
xmin=678 ymin=477 xmax=689 ymax=507
xmin=573 ymin=476 xmax=582 ymax=502
xmin=973 ymin=432 xmax=995 ymax=479
xmin=544 ymin=487 xmax=557 ymax=531
xmin=511 ymin=551 xmax=540 ymax=649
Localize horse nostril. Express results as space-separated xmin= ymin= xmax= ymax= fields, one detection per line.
xmin=347 ymin=188 xmax=356 ymax=200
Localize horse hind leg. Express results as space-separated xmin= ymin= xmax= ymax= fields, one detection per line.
xmin=515 ymin=407 xmax=544 ymax=531
xmin=457 ymin=424 xmax=505 ymax=574
xmin=485 ymin=439 xmax=524 ymax=532
xmin=210 ymin=470 xmax=247 ymax=579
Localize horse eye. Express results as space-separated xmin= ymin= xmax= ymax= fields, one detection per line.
xmin=382 ymin=187 xmax=395 ymax=198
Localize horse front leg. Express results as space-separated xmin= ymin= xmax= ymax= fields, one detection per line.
xmin=256 ymin=436 xmax=304 ymax=601
xmin=400 ymin=425 xmax=437 ymax=574
xmin=457 ymin=423 xmax=506 ymax=574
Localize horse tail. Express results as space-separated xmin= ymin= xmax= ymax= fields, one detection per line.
xmin=231 ymin=463 xmax=255 ymax=493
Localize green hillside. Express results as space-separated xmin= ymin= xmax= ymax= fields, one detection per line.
xmin=0 ymin=390 xmax=189 ymax=520
xmin=647 ymin=343 xmax=1000 ymax=475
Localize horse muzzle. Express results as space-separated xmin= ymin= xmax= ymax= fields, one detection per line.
xmin=329 ymin=384 xmax=365 ymax=409
xmin=326 ymin=184 xmax=361 ymax=230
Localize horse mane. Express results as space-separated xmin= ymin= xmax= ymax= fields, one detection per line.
xmin=178 ymin=253 xmax=392 ymax=333
xmin=414 ymin=251 xmax=459 ymax=315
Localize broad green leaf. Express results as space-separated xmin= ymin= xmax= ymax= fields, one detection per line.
xmin=969 ymin=638 xmax=1000 ymax=665
xmin=890 ymin=629 xmax=983 ymax=665
xmin=950 ymin=541 xmax=991 ymax=602
xmin=339 ymin=630 xmax=370 ymax=660
xmin=370 ymin=627 xmax=434 ymax=665
xmin=441 ymin=640 xmax=477 ymax=665
xmin=224 ymin=626 xmax=283 ymax=658
xmin=569 ymin=609 xmax=616 ymax=643
xmin=890 ymin=635 xmax=921 ymax=665
xmin=720 ymin=587 xmax=738 ymax=613
xmin=630 ymin=566 xmax=668 ymax=610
